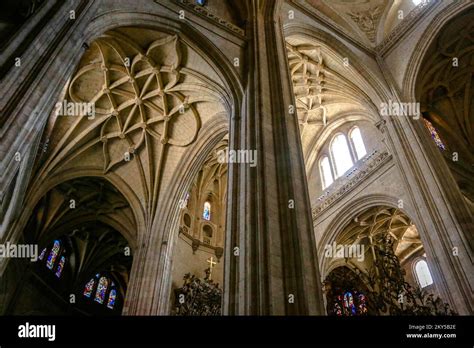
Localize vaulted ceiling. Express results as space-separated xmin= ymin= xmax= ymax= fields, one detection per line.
xmin=297 ymin=0 xmax=423 ymax=48
xmin=335 ymin=206 xmax=423 ymax=263
xmin=31 ymin=26 xmax=229 ymax=226
xmin=286 ymin=36 xmax=376 ymax=161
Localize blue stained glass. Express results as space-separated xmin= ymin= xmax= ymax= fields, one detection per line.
xmin=55 ymin=256 xmax=66 ymax=277
xmin=84 ymin=278 xmax=95 ymax=297
xmin=94 ymin=277 xmax=108 ymax=304
xmin=203 ymin=202 xmax=211 ymax=221
xmin=38 ymin=248 xmax=47 ymax=261
xmin=333 ymin=290 xmax=367 ymax=316
xmin=46 ymin=240 xmax=60 ymax=270
xmin=107 ymin=289 xmax=117 ymax=309
xmin=343 ymin=291 xmax=356 ymax=315
xmin=423 ymin=118 xmax=446 ymax=150
xmin=358 ymin=293 xmax=368 ymax=314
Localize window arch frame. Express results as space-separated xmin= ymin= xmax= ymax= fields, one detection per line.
xmin=202 ymin=200 xmax=211 ymax=221
xmin=318 ymin=125 xmax=369 ymax=190
xmin=319 ymin=154 xmax=335 ymax=190
xmin=202 ymin=223 xmax=214 ymax=246
xmin=413 ymin=258 xmax=434 ymax=288
xmin=38 ymin=239 xmax=69 ymax=279
xmin=348 ymin=126 xmax=367 ymax=161
xmin=329 ymin=132 xmax=354 ymax=179
xmin=82 ymin=272 xmax=120 ymax=310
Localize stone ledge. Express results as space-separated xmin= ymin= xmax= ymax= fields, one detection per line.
xmin=312 ymin=150 xmax=392 ymax=219
xmin=376 ymin=0 xmax=437 ymax=56
xmin=171 ymin=0 xmax=245 ymax=37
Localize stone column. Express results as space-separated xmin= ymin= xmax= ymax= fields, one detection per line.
xmin=223 ymin=0 xmax=325 ymax=315
xmin=0 ymin=0 xmax=97 ymax=243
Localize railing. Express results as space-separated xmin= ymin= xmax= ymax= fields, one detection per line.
xmin=312 ymin=150 xmax=392 ymax=218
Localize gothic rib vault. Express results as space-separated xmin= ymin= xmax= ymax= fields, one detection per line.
xmin=0 ymin=0 xmax=473 ymax=319
xmin=31 ymin=27 xmax=230 ymax=230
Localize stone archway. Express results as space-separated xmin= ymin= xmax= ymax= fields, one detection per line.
xmin=4 ymin=176 xmax=135 ymax=316
xmin=170 ymin=137 xmax=228 ymax=315
xmin=1 ymin=14 xmax=242 ymax=315
xmin=321 ymin=204 xmax=452 ymax=315
xmin=415 ymin=9 xmax=474 ymax=205
xmin=323 ymin=266 xmax=371 ymax=316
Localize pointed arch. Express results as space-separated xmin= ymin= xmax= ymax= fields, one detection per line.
xmin=349 ymin=126 xmax=367 ymax=160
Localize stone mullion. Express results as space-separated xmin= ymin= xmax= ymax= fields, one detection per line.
xmin=223 ymin=0 xmax=324 ymax=315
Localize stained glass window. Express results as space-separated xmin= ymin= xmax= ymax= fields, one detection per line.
xmin=84 ymin=278 xmax=95 ymax=297
xmin=46 ymin=240 xmax=60 ymax=270
xmin=423 ymin=118 xmax=446 ymax=150
xmin=332 ymin=290 xmax=367 ymax=316
xmin=333 ymin=300 xmax=343 ymax=316
xmin=203 ymin=201 xmax=211 ymax=221
xmin=94 ymin=277 xmax=109 ymax=304
xmin=107 ymin=289 xmax=117 ymax=309
xmin=343 ymin=291 xmax=356 ymax=315
xmin=84 ymin=274 xmax=119 ymax=309
xmin=38 ymin=248 xmax=47 ymax=261
xmin=331 ymin=134 xmax=354 ymax=178
xmin=358 ymin=293 xmax=368 ymax=314
xmin=55 ymin=256 xmax=66 ymax=278
xmin=320 ymin=156 xmax=334 ymax=189
xmin=415 ymin=259 xmax=433 ymax=288
xmin=350 ymin=127 xmax=367 ymax=160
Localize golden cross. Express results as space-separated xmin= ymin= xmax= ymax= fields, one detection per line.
xmin=206 ymin=256 xmax=217 ymax=280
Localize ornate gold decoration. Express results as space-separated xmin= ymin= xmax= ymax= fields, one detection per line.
xmin=359 ymin=237 xmax=455 ymax=315
xmin=325 ymin=208 xmax=454 ymax=315
xmin=173 ymin=271 xmax=222 ymax=316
